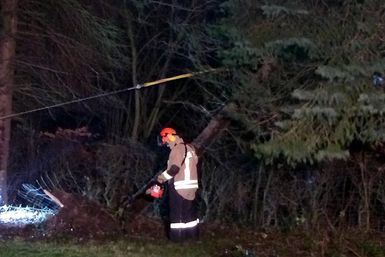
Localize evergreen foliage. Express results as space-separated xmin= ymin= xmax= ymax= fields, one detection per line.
xmin=213 ymin=0 xmax=385 ymax=166
xmin=256 ymin=83 xmax=385 ymax=164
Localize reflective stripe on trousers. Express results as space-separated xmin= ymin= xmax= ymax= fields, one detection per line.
xmin=170 ymin=219 xmax=199 ymax=229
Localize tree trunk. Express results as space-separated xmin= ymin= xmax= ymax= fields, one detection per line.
xmin=191 ymin=103 xmax=235 ymax=155
xmin=0 ymin=0 xmax=18 ymax=205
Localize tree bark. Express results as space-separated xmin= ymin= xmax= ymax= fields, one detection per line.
xmin=0 ymin=0 xmax=18 ymax=205
xmin=191 ymin=103 xmax=235 ymax=155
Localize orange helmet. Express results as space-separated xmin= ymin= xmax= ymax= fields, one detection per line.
xmin=160 ymin=127 xmax=176 ymax=144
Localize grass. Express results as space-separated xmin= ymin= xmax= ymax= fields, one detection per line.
xmin=0 ymin=237 xmax=230 ymax=257
xmin=3 ymin=228 xmax=385 ymax=257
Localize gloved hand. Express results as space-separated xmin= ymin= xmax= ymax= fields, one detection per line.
xmin=157 ymin=173 xmax=167 ymax=183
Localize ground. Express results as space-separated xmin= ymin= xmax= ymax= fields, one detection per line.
xmin=1 ymin=191 xmax=385 ymax=257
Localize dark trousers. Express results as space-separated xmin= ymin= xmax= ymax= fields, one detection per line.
xmin=167 ymin=184 xmax=199 ymax=242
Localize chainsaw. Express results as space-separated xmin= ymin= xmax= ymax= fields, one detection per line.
xmin=127 ymin=171 xmax=165 ymax=206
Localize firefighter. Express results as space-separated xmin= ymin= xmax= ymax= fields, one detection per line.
xmin=156 ymin=127 xmax=200 ymax=242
